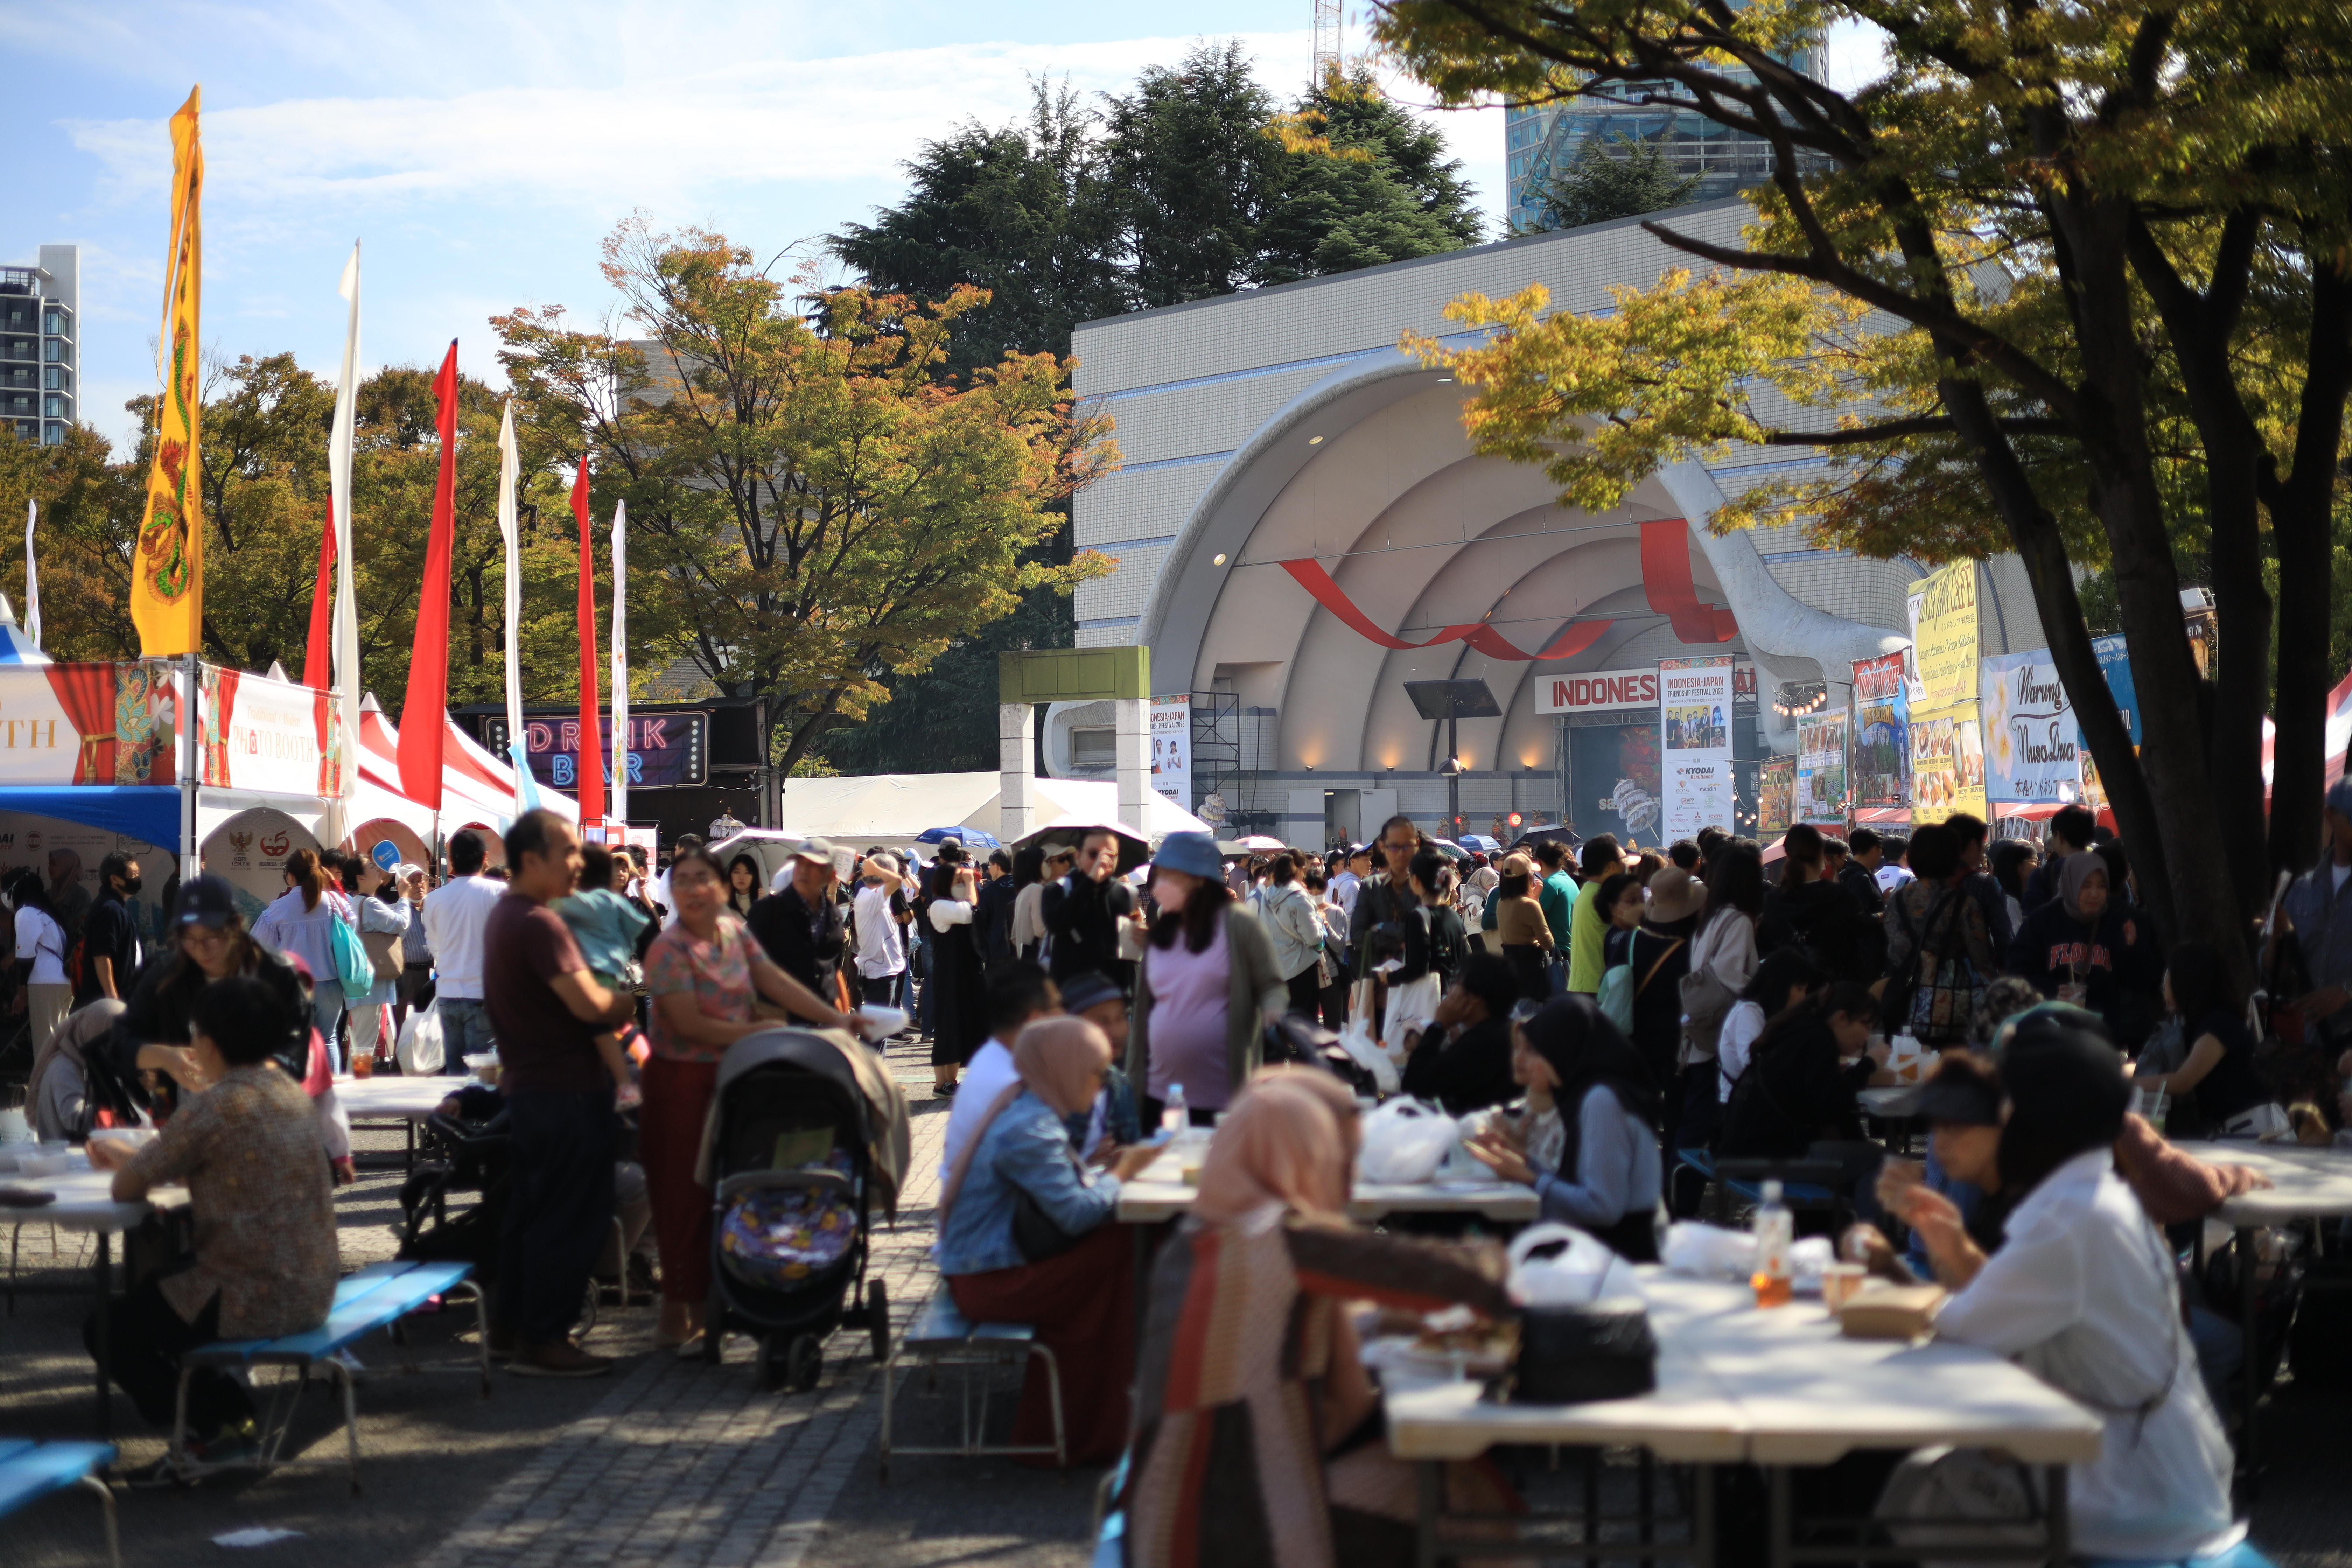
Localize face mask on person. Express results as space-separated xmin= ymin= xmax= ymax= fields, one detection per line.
xmin=120 ymin=873 xmax=144 ymax=896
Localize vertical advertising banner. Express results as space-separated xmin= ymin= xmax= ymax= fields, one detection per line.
xmin=1912 ymin=559 xmax=1980 ymax=710
xmin=1659 ymin=656 xmax=1736 ymax=840
xmin=2092 ymin=632 xmax=2140 ymax=745
xmin=1909 ymin=703 xmax=1986 ymax=823
xmin=1757 ymin=757 xmax=1795 ymax=836
xmin=1149 ymin=694 xmax=1191 ymax=806
xmin=1796 ymin=711 xmax=1849 ymax=823
xmin=1981 ymin=651 xmax=2082 ymax=804
xmin=1850 ymin=653 xmax=1910 ymax=808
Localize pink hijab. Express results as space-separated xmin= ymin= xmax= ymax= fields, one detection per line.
xmin=937 ymin=1016 xmax=1112 ymax=1225
xmin=1191 ymin=1076 xmax=1352 ymax=1225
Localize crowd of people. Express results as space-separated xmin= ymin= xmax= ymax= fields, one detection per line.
xmin=22 ymin=781 xmax=2352 ymax=1559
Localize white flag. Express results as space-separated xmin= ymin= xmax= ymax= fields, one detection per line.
xmin=496 ymin=398 xmax=541 ymax=812
xmin=21 ymin=499 xmax=37 ymax=651
xmin=610 ymin=499 xmax=628 ymax=830
xmin=326 ymin=241 xmax=363 ymax=845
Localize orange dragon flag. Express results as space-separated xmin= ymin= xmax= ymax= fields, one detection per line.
xmin=131 ymin=86 xmax=205 ymax=656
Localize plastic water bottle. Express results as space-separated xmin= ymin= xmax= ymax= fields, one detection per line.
xmin=1162 ymin=1083 xmax=1188 ymax=1139
xmin=1751 ymin=1179 xmax=1794 ymax=1308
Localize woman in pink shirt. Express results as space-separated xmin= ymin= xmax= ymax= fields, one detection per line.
xmin=1127 ymin=832 xmax=1287 ymax=1129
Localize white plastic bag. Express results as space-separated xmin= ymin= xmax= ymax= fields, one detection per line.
xmin=396 ymin=1003 xmax=446 ymax=1076
xmin=1661 ymin=1220 xmax=1756 ymax=1279
xmin=1382 ymin=972 xmax=1444 ymax=1059
xmin=1357 ymin=1097 xmax=1458 ymax=1184
xmin=1336 ymin=978 xmax=1400 ymax=1095
xmin=1508 ymin=1222 xmax=1644 ymax=1306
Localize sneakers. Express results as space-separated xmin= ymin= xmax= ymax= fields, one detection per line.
xmin=130 ymin=1428 xmax=261 ymax=1486
xmin=510 ymin=1339 xmax=614 ymax=1378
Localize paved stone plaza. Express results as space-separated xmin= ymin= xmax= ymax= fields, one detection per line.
xmin=5 ymin=1032 xmax=2350 ymax=1567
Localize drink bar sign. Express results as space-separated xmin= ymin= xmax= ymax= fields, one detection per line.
xmin=483 ymin=713 xmax=708 ymax=791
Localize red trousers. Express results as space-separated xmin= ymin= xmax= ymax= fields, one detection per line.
xmin=948 ymin=1220 xmax=1136 ymax=1466
xmin=640 ymin=1055 xmax=719 ymax=1306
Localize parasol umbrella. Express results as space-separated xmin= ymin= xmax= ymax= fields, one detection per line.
xmin=1231 ymin=834 xmax=1289 ymax=852
xmin=1011 ymin=817 xmax=1152 ymax=874
xmin=916 ymin=825 xmax=999 ymax=850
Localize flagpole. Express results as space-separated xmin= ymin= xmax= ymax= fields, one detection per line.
xmin=22 ymin=500 xmax=38 ymax=651
xmin=495 ymin=398 xmax=541 ymax=813
xmin=610 ymin=499 xmax=628 ymax=836
xmin=327 ymin=241 xmax=363 ymax=846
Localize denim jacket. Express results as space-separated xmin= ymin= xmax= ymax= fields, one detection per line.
xmin=935 ymin=1091 xmax=1121 ymax=1277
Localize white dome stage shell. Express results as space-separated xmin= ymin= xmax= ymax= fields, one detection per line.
xmin=1058 ymin=199 xmax=2051 ymax=846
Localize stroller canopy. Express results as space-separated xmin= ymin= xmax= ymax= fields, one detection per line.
xmin=706 ymin=1027 xmax=912 ymax=1219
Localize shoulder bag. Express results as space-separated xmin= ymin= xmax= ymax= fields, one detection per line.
xmin=326 ymin=900 xmax=380 ymax=995
xmin=1678 ymin=916 xmax=1741 ymax=1055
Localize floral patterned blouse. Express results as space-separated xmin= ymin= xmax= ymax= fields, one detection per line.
xmin=644 ymin=910 xmax=758 ymax=1063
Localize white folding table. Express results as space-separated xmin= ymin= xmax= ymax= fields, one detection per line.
xmin=1115 ymin=1149 xmax=1539 ymax=1226
xmin=1385 ymin=1270 xmax=2104 ymax=1568
xmin=333 ymin=1074 xmax=463 ymax=1170
xmin=2171 ymin=1139 xmax=2352 ymax=1478
xmin=3 ymin=1164 xmax=184 ymax=1435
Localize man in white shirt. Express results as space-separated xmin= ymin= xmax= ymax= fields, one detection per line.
xmin=936 ymin=964 xmax=1059 ymax=1186
xmin=851 ymin=851 xmax=907 ymax=1013
xmin=422 ymin=828 xmax=507 ymax=1073
xmin=1874 ymin=833 xmax=1917 ymax=896
xmin=1334 ymin=845 xmax=1370 ymax=921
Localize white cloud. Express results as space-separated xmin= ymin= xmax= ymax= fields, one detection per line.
xmin=22 ymin=8 xmax=1510 ymax=447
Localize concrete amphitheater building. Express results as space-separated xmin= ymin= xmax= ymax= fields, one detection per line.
xmin=1043 ymin=200 xmax=2052 ymax=849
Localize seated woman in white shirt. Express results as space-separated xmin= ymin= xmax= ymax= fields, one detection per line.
xmin=1467 ymin=995 xmax=1664 ymax=1262
xmin=1883 ymin=1016 xmax=2249 ymax=1564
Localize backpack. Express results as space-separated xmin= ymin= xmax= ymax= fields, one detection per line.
xmin=1884 ymin=889 xmax=1982 ymax=1045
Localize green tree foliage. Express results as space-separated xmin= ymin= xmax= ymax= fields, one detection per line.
xmin=827 ymin=47 xmax=1482 ymax=774
xmin=1377 ymin=0 xmax=2352 ymax=973
xmin=826 ymin=82 xmax=1125 ymax=385
xmin=1524 ymin=133 xmax=1702 ymax=233
xmin=495 ymin=218 xmax=1115 ymax=779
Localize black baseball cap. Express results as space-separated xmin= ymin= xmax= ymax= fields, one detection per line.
xmin=1914 ymin=1061 xmax=2003 ymax=1126
xmin=174 ymin=873 xmax=239 ymax=929
xmin=1058 ymin=971 xmax=1125 ymax=1015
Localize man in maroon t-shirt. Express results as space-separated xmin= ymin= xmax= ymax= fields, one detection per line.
xmin=484 ymin=809 xmax=636 ymax=1377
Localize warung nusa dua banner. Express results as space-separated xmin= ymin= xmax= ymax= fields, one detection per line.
xmin=1981 ymin=651 xmax=2083 ymax=805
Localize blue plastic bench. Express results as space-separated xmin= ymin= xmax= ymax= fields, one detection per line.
xmin=176 ymin=1259 xmax=486 ymax=1493
xmin=2085 ymin=1545 xmax=2277 ymax=1568
xmin=876 ymin=1281 xmax=1064 ymax=1480
xmin=0 ymin=1438 xmax=118 ymax=1567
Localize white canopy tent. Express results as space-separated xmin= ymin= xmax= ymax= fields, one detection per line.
xmin=775 ymin=771 xmax=1210 ymax=849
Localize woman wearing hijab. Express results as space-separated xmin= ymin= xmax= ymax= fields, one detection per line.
xmin=2004 ymin=850 xmax=2160 ymax=1040
xmin=1122 ymin=1074 xmax=1517 ymax=1568
xmin=1880 ymin=1017 xmax=2249 ymax=1564
xmin=936 ymin=1016 xmax=1162 ymax=1464
xmin=1466 ymin=995 xmax=1665 ymax=1261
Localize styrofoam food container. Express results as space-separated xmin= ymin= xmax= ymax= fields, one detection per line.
xmin=89 ymin=1128 xmax=160 ymax=1155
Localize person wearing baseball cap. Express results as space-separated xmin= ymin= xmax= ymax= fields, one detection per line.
xmin=94 ymin=874 xmax=312 ymax=1126
xmin=849 ymin=850 xmax=908 ymax=1022
xmin=747 ymin=836 xmax=848 ymax=1003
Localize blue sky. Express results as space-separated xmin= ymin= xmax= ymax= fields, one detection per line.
xmin=1 ymin=1 xmax=1882 ymax=450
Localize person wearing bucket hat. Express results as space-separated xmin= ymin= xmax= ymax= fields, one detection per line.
xmin=1881 ymin=1015 xmax=2247 ymax=1564
xmin=1127 ymin=832 xmax=1288 ymax=1128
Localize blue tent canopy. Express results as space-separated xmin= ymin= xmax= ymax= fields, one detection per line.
xmin=0 ymin=786 xmax=181 ymax=847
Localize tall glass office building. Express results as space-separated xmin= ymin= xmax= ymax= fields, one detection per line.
xmin=1 ymin=245 xmax=78 ymax=446
xmin=1504 ymin=47 xmax=1820 ymax=233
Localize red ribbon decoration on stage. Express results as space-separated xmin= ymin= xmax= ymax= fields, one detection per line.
xmin=1277 ymin=559 xmax=1612 ymax=662
xmin=1639 ymin=519 xmax=1737 ymax=643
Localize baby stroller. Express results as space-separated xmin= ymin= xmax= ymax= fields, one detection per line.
xmin=704 ymin=1028 xmax=891 ymax=1391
